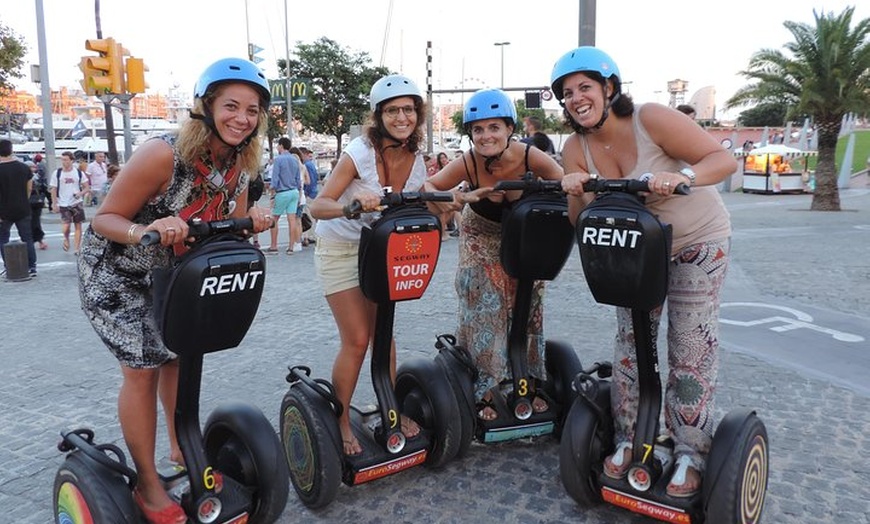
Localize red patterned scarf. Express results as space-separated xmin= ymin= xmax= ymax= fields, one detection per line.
xmin=174 ymin=154 xmax=240 ymax=255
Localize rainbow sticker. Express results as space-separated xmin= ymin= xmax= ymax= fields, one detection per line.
xmin=56 ymin=481 xmax=95 ymax=524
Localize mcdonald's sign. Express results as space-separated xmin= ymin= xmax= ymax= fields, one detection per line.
xmin=269 ymin=78 xmax=309 ymax=105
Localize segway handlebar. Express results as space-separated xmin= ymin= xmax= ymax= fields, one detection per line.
xmin=583 ymin=173 xmax=690 ymax=195
xmin=492 ymin=177 xmax=564 ymax=193
xmin=342 ymin=190 xmax=455 ymax=219
xmin=139 ymin=217 xmax=255 ymax=246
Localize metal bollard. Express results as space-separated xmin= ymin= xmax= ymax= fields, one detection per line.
xmin=2 ymin=241 xmax=31 ymax=282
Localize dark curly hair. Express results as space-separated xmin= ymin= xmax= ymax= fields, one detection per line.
xmin=365 ymin=96 xmax=427 ymax=153
xmin=561 ymin=71 xmax=635 ymax=134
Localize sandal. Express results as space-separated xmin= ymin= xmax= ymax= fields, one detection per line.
xmin=62 ymin=238 xmax=69 ymax=252
xmin=400 ymin=415 xmax=420 ymax=439
xmin=476 ymin=397 xmax=498 ymax=422
xmin=263 ymin=247 xmax=279 ymax=254
xmin=133 ymin=488 xmax=187 ymax=524
xmin=603 ymin=442 xmax=632 ymax=479
xmin=666 ymin=455 xmax=701 ymax=498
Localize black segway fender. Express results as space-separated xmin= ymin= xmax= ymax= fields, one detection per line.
xmin=703 ymin=409 xmax=769 ymax=524
xmin=558 ymin=396 xmax=611 ymax=508
xmin=54 ymin=449 xmax=139 ymax=523
xmin=204 ymin=402 xmax=290 ymax=523
xmin=544 ymin=339 xmax=583 ymax=436
xmin=280 ymin=381 xmax=344 ymax=509
xmin=433 ymin=335 xmax=476 ymax=457
xmin=395 ymin=357 xmax=462 ymax=468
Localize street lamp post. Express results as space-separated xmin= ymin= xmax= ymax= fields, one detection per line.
xmin=494 ymin=41 xmax=510 ymax=88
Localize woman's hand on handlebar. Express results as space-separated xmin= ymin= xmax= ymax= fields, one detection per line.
xmin=562 ymin=171 xmax=595 ymax=197
xmin=143 ymin=217 xmax=190 ymax=246
xmin=644 ymin=171 xmax=690 ymax=196
xmin=245 ymin=206 xmax=274 ymax=234
xmin=354 ymin=190 xmax=384 ymax=213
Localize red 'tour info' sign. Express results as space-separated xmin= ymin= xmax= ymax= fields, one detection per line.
xmin=386 ymin=230 xmax=441 ymax=301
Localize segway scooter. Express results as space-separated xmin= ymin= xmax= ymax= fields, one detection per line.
xmin=559 ymin=177 xmax=769 ymax=523
xmin=433 ymin=174 xmax=583 ymax=455
xmin=54 ymin=217 xmax=289 ymax=524
xmin=280 ymin=189 xmax=462 ymax=509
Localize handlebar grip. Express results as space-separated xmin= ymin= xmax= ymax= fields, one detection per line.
xmin=343 ymin=201 xmax=362 ymax=219
xmin=139 ymin=231 xmax=161 ymax=246
xmin=673 ymin=183 xmax=691 ymax=195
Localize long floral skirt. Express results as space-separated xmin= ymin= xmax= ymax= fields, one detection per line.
xmin=454 ymin=206 xmax=546 ymax=402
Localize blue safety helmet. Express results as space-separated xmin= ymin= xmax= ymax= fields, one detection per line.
xmin=194 ymin=58 xmax=271 ymax=109
xmin=550 ymin=46 xmax=621 ymax=102
xmin=462 ymin=88 xmax=517 ymax=126
xmin=370 ymin=74 xmax=422 ymax=111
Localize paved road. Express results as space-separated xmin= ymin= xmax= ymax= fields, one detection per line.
xmin=1 ymin=189 xmax=868 ymax=523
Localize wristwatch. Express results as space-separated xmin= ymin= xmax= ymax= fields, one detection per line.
xmin=679 ymin=167 xmax=697 ymax=186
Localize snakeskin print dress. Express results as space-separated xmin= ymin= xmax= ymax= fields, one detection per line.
xmin=78 ymin=138 xmax=248 ymax=369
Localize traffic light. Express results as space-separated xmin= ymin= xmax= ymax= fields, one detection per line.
xmin=82 ymin=38 xmax=126 ymax=94
xmin=125 ymin=57 xmax=148 ymax=94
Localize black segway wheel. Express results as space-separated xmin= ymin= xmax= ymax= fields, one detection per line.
xmin=53 ymin=451 xmax=138 ymax=524
xmin=279 ymin=385 xmax=343 ymax=509
xmin=704 ymin=411 xmax=769 ymax=524
xmin=544 ymin=339 xmax=583 ymax=437
xmin=203 ymin=402 xmax=290 ymax=523
xmin=396 ymin=357 xmax=462 ymax=468
xmin=559 ymin=396 xmax=612 ymax=507
xmin=434 ymin=344 xmax=475 ymax=457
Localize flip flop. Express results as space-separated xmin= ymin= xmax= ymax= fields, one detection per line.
xmin=133 ymin=489 xmax=187 ymax=524
xmin=62 ymin=238 xmax=70 ymax=252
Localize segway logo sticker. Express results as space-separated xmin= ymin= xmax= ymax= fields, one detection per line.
xmin=199 ymin=270 xmax=264 ymax=296
xmin=386 ymin=230 xmax=440 ymax=301
xmin=352 ymin=449 xmax=427 ymax=484
xmin=602 ymin=487 xmax=690 ymax=523
xmin=580 ymin=226 xmax=642 ymax=248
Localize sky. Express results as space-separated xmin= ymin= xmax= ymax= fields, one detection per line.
xmin=4 ymin=0 xmax=869 ymax=120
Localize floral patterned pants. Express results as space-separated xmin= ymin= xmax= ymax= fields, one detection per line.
xmin=610 ymin=238 xmax=730 ymax=471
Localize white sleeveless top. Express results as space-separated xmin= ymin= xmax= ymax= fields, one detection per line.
xmin=314 ymin=136 xmax=428 ymax=243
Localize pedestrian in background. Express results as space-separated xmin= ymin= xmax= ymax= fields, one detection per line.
xmin=423 ymin=88 xmax=563 ymax=423
xmin=86 ymin=151 xmax=109 ymax=207
xmin=553 ymin=46 xmax=736 ymax=498
xmin=309 ymin=73 xmax=428 ymax=456
xmin=25 ymin=160 xmax=48 ymax=250
xmin=49 ymin=151 xmax=89 ymax=254
xmin=520 ymin=115 xmax=556 ymax=155
xmin=300 ymin=146 xmax=319 ymax=246
xmin=0 ymin=139 xmax=37 ymax=276
xmin=265 ymin=136 xmax=301 ymax=254
xmin=77 ymin=57 xmax=273 ymax=523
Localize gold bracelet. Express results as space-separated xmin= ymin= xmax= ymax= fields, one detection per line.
xmin=127 ymin=224 xmax=140 ymax=244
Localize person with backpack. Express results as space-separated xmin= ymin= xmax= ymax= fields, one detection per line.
xmin=26 ymin=160 xmax=48 ymax=250
xmin=49 ymin=150 xmax=90 ymax=253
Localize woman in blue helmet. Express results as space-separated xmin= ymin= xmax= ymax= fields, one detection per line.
xmin=553 ymin=46 xmax=737 ymax=498
xmin=424 ymin=88 xmax=563 ymax=423
xmin=309 ymin=74 xmax=428 ymax=456
xmin=78 ymin=58 xmax=274 ymax=522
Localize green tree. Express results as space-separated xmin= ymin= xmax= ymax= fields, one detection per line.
xmin=277 ymin=37 xmax=389 ymax=157
xmin=0 ymin=22 xmax=27 ymax=94
xmin=737 ymin=103 xmax=788 ymax=127
xmin=725 ymin=7 xmax=870 ymax=211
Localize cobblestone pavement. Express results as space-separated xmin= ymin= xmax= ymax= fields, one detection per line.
xmin=1 ymin=189 xmax=868 ymax=523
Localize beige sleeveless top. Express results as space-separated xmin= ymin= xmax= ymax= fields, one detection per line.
xmin=580 ymin=104 xmax=731 ymax=255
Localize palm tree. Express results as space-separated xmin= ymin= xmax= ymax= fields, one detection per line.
xmin=725 ymin=7 xmax=870 ymax=211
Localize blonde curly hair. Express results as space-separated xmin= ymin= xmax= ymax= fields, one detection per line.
xmin=175 ymin=84 xmax=267 ymax=176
